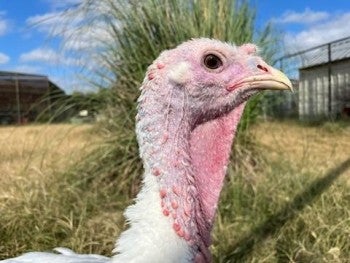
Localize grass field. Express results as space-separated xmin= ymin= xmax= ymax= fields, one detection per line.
xmin=215 ymin=121 xmax=350 ymax=262
xmin=0 ymin=121 xmax=349 ymax=262
xmin=0 ymin=124 xmax=98 ymax=186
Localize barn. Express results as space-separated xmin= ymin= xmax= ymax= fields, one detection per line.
xmin=0 ymin=71 xmax=65 ymax=124
xmin=298 ymin=37 xmax=350 ymax=120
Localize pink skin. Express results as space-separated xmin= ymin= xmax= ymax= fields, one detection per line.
xmin=190 ymin=103 xmax=245 ymax=231
xmin=136 ymin=39 xmax=280 ymax=262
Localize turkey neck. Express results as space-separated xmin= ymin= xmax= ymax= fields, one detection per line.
xmin=136 ymin=86 xmax=245 ymax=261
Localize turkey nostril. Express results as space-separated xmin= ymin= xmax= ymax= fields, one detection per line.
xmin=257 ymin=64 xmax=269 ymax=72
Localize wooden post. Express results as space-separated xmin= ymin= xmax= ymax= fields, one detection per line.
xmin=14 ymin=75 xmax=21 ymax=124
xmin=47 ymin=79 xmax=52 ymax=121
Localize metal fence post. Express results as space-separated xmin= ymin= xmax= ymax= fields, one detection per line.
xmin=327 ymin=43 xmax=332 ymax=117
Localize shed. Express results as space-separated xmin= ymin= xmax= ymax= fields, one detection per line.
xmin=298 ymin=37 xmax=350 ymax=120
xmin=0 ymin=71 xmax=65 ymax=124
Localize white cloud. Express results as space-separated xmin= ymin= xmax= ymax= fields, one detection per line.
xmin=26 ymin=6 xmax=112 ymax=45
xmin=0 ymin=11 xmax=9 ymax=36
xmin=283 ymin=12 xmax=350 ymax=52
xmin=0 ymin=52 xmax=9 ymax=64
xmin=20 ymin=48 xmax=60 ymax=64
xmin=50 ymin=75 xmax=95 ymax=93
xmin=42 ymin=0 xmax=82 ymax=10
xmin=25 ymin=1 xmax=118 ymax=92
xmin=25 ymin=10 xmax=110 ymax=55
xmin=12 ymin=65 xmax=41 ymax=74
xmin=274 ymin=8 xmax=329 ymax=25
xmin=0 ymin=20 xmax=7 ymax=35
xmin=19 ymin=47 xmax=80 ymax=67
xmin=25 ymin=2 xmax=115 ymax=71
xmin=26 ymin=11 xmax=75 ymax=36
xmin=63 ymin=26 xmax=111 ymax=51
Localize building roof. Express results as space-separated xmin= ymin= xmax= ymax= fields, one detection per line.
xmin=0 ymin=70 xmax=48 ymax=81
xmin=302 ymin=41 xmax=350 ymax=69
xmin=0 ymin=70 xmax=64 ymax=94
xmin=283 ymin=36 xmax=350 ymax=70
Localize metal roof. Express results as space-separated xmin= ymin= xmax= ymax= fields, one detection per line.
xmin=0 ymin=70 xmax=48 ymax=81
xmin=0 ymin=70 xmax=65 ymax=93
xmin=301 ymin=39 xmax=350 ymax=69
xmin=281 ymin=36 xmax=350 ymax=70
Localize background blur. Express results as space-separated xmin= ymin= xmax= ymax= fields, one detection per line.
xmin=0 ymin=1 xmax=349 ymax=262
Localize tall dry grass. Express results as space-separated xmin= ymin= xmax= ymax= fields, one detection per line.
xmin=0 ymin=124 xmax=97 ymax=185
xmin=0 ymin=124 xmax=122 ymax=258
xmin=254 ymin=121 xmax=350 ymax=173
xmin=1 ymin=121 xmax=350 ymax=262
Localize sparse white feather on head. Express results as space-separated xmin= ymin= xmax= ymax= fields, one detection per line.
xmin=168 ymin=62 xmax=191 ymax=84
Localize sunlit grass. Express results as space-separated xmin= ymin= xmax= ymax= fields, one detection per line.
xmin=0 ymin=124 xmax=96 ymax=182
xmin=1 ymin=121 xmax=349 ymax=262
xmin=0 ymin=124 xmax=121 ymax=258
xmin=213 ymin=120 xmax=350 ymax=262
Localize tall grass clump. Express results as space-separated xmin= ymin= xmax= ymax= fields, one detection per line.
xmin=55 ymin=0 xmax=281 ymax=191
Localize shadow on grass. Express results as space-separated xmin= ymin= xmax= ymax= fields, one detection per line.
xmin=225 ymin=158 xmax=350 ymax=262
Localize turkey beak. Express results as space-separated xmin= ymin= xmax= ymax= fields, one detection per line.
xmin=237 ymin=64 xmax=293 ymax=92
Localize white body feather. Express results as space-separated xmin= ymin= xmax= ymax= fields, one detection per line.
xmin=112 ymin=172 xmax=192 ymax=262
xmin=0 ymin=248 xmax=109 ymax=263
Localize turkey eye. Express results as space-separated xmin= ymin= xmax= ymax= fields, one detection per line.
xmin=203 ymin=54 xmax=222 ymax=69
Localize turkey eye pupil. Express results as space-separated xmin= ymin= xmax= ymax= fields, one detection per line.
xmin=204 ymin=54 xmax=222 ymax=69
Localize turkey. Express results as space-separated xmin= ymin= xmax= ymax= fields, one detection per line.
xmin=1 ymin=38 xmax=292 ymax=263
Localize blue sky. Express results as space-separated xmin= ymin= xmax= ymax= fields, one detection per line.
xmin=0 ymin=0 xmax=349 ymax=93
